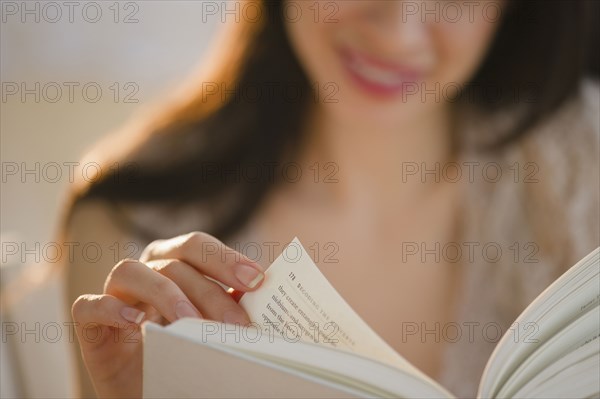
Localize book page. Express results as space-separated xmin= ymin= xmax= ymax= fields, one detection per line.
xmin=496 ymin=302 xmax=600 ymax=397
xmin=144 ymin=318 xmax=454 ymax=398
xmin=517 ymin=355 xmax=599 ymax=399
xmin=143 ymin=321 xmax=361 ymax=398
xmin=478 ymin=247 xmax=600 ymax=398
xmin=513 ymin=333 xmax=599 ymax=398
xmin=238 ymin=238 xmax=424 ymax=377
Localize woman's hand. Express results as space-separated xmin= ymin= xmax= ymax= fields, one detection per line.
xmin=71 ymin=232 xmax=265 ymax=398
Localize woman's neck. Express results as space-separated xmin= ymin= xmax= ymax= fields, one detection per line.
xmin=292 ymin=102 xmax=456 ymax=215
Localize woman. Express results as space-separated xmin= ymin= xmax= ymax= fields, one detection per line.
xmin=64 ymin=0 xmax=599 ymax=397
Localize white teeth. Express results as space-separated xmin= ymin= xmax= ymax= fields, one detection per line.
xmin=347 ymin=57 xmax=406 ymax=87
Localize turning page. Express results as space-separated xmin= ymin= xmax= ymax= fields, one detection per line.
xmin=238 ymin=237 xmax=435 ymax=383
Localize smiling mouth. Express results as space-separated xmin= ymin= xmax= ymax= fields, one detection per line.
xmin=338 ymin=47 xmax=425 ymax=97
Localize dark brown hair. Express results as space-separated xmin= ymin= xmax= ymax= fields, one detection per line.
xmin=64 ymin=0 xmax=599 ymax=242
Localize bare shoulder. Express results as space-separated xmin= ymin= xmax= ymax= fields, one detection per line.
xmin=64 ymin=199 xmax=145 ymax=306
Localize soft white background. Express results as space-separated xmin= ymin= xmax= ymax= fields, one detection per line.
xmin=1 ymin=2 xmax=223 ymax=397
xmin=1 ymin=0 xmax=223 ymax=247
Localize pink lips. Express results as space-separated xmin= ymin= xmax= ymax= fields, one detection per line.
xmin=338 ymin=47 xmax=424 ymax=97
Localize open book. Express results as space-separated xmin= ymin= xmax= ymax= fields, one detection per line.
xmin=142 ymin=239 xmax=600 ymax=398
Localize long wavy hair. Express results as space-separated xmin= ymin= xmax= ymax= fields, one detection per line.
xmin=62 ymin=0 xmax=599 ymax=242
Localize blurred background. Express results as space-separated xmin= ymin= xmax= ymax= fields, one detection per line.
xmin=1 ymin=2 xmax=222 ymax=396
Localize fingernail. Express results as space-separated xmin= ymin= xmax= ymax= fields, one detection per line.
xmin=120 ymin=307 xmax=145 ymax=324
xmin=175 ymin=300 xmax=201 ymax=319
xmin=223 ymin=310 xmax=250 ymax=327
xmin=234 ymin=264 xmax=264 ymax=289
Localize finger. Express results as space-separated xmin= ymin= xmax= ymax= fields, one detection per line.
xmin=71 ymin=293 xmax=146 ymax=350
xmin=72 ymin=293 xmax=146 ymax=327
xmin=140 ymin=232 xmax=265 ymax=292
xmin=150 ymin=259 xmax=251 ymax=326
xmin=104 ymin=259 xmax=202 ymax=323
